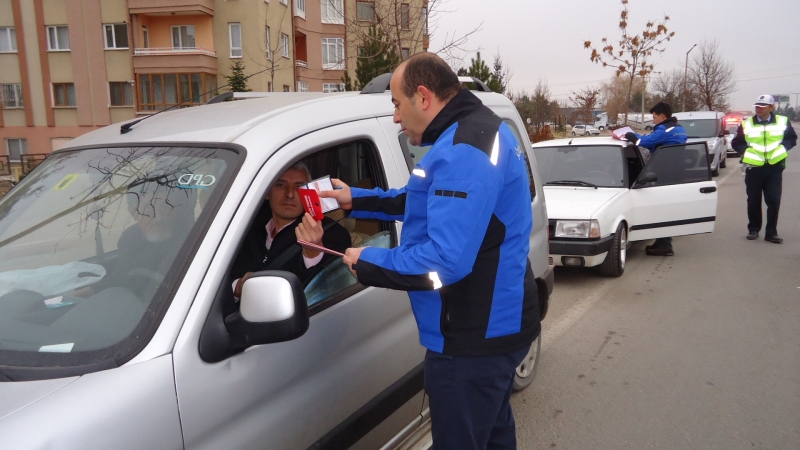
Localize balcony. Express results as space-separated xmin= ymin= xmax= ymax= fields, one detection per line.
xmin=129 ymin=0 xmax=214 ymax=15
xmin=133 ymin=47 xmax=217 ymax=74
xmin=296 ymin=60 xmax=308 ymax=68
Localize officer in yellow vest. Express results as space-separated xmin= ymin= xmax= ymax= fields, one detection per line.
xmin=731 ymin=95 xmax=797 ymax=243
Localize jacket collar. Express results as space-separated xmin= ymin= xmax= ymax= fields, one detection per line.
xmin=659 ymin=117 xmax=679 ymax=129
xmin=753 ymin=113 xmax=776 ymax=124
xmin=421 ymin=89 xmax=483 ymax=146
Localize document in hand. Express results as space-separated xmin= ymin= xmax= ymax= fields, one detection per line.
xmin=302 ymin=176 xmax=340 ymax=213
xmin=612 ymin=126 xmax=634 ymax=141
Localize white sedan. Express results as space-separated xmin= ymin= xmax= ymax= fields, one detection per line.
xmin=532 ymin=137 xmax=718 ymax=276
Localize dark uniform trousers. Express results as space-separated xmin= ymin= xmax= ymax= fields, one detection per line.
xmin=424 ymin=345 xmax=529 ymax=450
xmin=745 ymin=162 xmax=783 ymax=237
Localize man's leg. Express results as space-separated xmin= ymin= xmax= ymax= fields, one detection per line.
xmin=744 ymin=167 xmax=765 ymax=233
xmin=425 ymin=346 xmax=529 ymax=450
xmin=763 ymin=167 xmax=783 ymax=237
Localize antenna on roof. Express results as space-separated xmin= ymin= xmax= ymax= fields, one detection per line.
xmin=120 ymin=67 xmax=270 ymax=134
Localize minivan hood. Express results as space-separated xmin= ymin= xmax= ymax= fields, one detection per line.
xmin=543 ymin=187 xmax=625 ymax=220
xmin=0 ymin=376 xmax=77 ymax=420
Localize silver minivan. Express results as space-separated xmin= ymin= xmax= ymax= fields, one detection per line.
xmin=0 ymin=82 xmax=553 ymax=449
xmin=673 ymin=111 xmax=728 ymax=176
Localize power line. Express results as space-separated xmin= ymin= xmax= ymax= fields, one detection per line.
xmin=739 ymin=73 xmax=800 ymax=82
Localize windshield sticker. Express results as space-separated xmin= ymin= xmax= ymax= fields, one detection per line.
xmin=178 ymin=173 xmax=216 ymax=190
xmin=53 ymin=174 xmax=79 ymax=190
xmin=39 ymin=343 xmax=75 ymax=353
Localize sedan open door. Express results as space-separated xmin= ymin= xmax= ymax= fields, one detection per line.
xmin=628 ymin=143 xmax=718 ymax=241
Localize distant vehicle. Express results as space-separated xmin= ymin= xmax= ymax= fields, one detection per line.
xmin=594 ymin=112 xmax=610 ymax=130
xmin=723 ymin=114 xmax=747 ymax=156
xmin=674 ymin=111 xmax=728 ymax=176
xmin=572 ymin=125 xmax=601 ymax=136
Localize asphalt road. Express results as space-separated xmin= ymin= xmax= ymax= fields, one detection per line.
xmin=513 ymin=145 xmax=800 ymax=449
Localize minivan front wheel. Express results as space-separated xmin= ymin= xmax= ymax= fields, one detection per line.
xmin=513 ymin=335 xmax=541 ymax=391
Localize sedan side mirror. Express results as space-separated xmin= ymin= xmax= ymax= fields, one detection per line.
xmin=224 ymin=271 xmax=309 ymax=345
xmin=633 ymin=172 xmax=658 ymax=188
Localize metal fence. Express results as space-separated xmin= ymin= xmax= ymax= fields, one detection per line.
xmin=0 ymin=155 xmax=9 ymax=176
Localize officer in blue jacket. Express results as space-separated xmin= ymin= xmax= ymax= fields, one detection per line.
xmin=321 ymin=53 xmax=540 ymax=450
xmin=625 ymin=102 xmax=688 ymax=256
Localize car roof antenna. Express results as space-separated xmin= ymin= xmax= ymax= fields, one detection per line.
xmin=568 ymin=138 xmax=573 ymax=145
xmin=119 ymin=67 xmax=270 ymax=134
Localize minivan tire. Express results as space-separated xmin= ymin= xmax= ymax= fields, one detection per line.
xmin=598 ymin=223 xmax=626 ymax=277
xmin=512 ymin=335 xmax=541 ymax=391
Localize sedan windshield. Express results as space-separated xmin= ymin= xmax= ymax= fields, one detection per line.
xmin=533 ymin=145 xmax=625 ymax=188
xmin=681 ymin=119 xmax=719 ymax=138
xmin=0 ymin=145 xmax=238 ymax=379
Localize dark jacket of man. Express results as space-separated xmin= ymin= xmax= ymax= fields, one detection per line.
xmin=230 ymin=202 xmax=351 ymax=285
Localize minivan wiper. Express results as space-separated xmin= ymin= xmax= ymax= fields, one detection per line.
xmin=545 ymin=180 xmax=598 ymax=188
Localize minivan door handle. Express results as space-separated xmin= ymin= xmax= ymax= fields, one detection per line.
xmin=700 ymin=187 xmax=716 ymax=193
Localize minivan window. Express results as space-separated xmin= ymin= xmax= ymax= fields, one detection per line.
xmin=681 ymin=119 xmax=719 ymax=138
xmin=0 ymin=145 xmax=239 ymax=378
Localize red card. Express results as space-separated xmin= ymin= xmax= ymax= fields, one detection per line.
xmin=298 ymin=188 xmax=324 ymax=221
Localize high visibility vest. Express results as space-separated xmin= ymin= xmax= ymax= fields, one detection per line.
xmin=741 ymin=115 xmax=789 ymax=166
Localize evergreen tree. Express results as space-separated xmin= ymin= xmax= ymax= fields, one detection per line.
xmin=225 ymin=60 xmax=252 ymax=93
xmin=344 ymin=27 xmax=400 ymax=91
xmin=457 ymin=52 xmax=508 ymax=94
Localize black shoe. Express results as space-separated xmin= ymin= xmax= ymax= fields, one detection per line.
xmin=765 ymin=235 xmax=783 ymax=244
xmin=646 ymin=247 xmax=674 ymax=256
xmin=746 ymin=231 xmax=759 ymax=240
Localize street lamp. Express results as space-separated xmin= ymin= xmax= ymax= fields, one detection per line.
xmin=682 ymin=44 xmax=697 ymax=112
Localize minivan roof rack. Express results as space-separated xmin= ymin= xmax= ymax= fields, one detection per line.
xmin=207 ymin=91 xmax=278 ymax=104
xmin=359 ymin=73 xmax=494 ymax=94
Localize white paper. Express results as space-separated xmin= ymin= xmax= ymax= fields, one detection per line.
xmin=303 ymin=176 xmax=340 ymax=213
xmin=39 ymin=343 xmax=75 ymax=353
xmin=612 ymin=126 xmax=635 ymax=141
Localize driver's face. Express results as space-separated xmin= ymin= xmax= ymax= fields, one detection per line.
xmin=267 ymin=168 xmax=310 ymax=223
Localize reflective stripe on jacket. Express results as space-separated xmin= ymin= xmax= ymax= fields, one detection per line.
xmin=742 ymin=115 xmax=789 ymax=166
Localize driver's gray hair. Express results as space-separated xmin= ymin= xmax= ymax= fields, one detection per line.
xmin=288 ymin=161 xmax=312 ymax=182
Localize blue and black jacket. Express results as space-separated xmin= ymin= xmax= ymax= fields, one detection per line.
xmin=631 ymin=117 xmax=688 ymax=151
xmin=350 ymin=89 xmax=540 ymax=356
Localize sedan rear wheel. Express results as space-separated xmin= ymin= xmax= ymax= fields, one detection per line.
xmin=598 ymin=223 xmax=626 ymax=277
xmin=512 ymin=335 xmax=541 ymax=391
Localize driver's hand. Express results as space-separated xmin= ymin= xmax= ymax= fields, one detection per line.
xmin=296 ymin=213 xmax=323 ymax=258
xmin=318 ymin=178 xmax=353 ymax=210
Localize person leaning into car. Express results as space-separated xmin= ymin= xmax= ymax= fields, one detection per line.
xmin=731 ymin=94 xmax=797 ymax=244
xmin=320 ymin=53 xmax=540 ymax=450
xmin=229 ymin=162 xmax=350 ymax=297
xmin=625 ymin=102 xmax=688 ymax=257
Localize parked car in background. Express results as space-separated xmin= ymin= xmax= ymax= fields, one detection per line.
xmin=674 ymin=111 xmax=728 ymax=176
xmin=531 ymin=137 xmax=718 ymax=277
xmin=572 ymin=125 xmax=601 ymax=136
xmin=723 ymin=114 xmax=747 ymax=156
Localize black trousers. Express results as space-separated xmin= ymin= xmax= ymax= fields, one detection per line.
xmin=424 ymin=345 xmax=530 ymax=450
xmin=744 ymin=163 xmax=784 ymax=236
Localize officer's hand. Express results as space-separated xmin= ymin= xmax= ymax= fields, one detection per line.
xmin=343 ymin=246 xmax=367 ymax=276
xmin=296 ymin=213 xmax=323 ymax=258
xmin=318 ymin=178 xmax=353 ymax=210
xmin=625 ymin=132 xmax=638 ymax=143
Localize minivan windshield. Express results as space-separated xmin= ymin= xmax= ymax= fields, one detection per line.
xmin=533 ymin=145 xmax=626 ymax=188
xmin=681 ymin=118 xmax=719 ymax=138
xmin=0 ymin=145 xmax=238 ymax=378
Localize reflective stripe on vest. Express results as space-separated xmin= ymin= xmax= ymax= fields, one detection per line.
xmin=741 ymin=115 xmax=788 ymax=166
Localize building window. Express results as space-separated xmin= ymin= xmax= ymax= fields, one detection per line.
xmin=104 ymin=24 xmax=128 ymax=49
xmin=265 ymin=26 xmax=272 ymax=59
xmin=280 ymin=0 xmax=287 ymax=4
xmin=142 ymin=25 xmax=150 ymax=48
xmin=0 ymin=84 xmax=23 ymax=108
xmin=47 ymin=26 xmax=70 ymax=51
xmin=401 ymin=4 xmax=410 ymax=29
xmin=52 ymin=83 xmax=76 ymax=106
xmin=5 ymin=138 xmax=27 ymax=163
xmin=323 ymin=83 xmax=345 ymax=93
xmin=109 ymin=81 xmax=134 ymax=106
xmin=137 ymin=73 xmax=216 ymax=111
xmin=171 ymin=25 xmax=196 ymax=49
xmin=401 ymin=47 xmax=409 ymax=60
xmin=356 ymin=2 xmax=375 ymax=22
xmin=281 ymin=33 xmax=289 ymax=57
xmin=422 ymin=7 xmax=428 ymax=34
xmin=297 ymin=81 xmax=308 ymax=92
xmin=283 ymin=85 xmax=290 ymax=92
xmin=294 ymin=0 xmax=306 ymax=18
xmin=0 ymin=27 xmax=17 ymax=52
xmin=321 ymin=0 xmax=343 ymax=24
xmin=229 ymin=23 xmax=242 ymax=58
xmin=321 ymin=38 xmax=344 ymax=70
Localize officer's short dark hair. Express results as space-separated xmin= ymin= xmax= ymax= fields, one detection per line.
xmin=400 ymin=53 xmax=461 ymax=102
xmin=650 ymin=102 xmax=673 ymax=118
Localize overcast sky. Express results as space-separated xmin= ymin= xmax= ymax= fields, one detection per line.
xmin=430 ymin=0 xmax=800 ymax=112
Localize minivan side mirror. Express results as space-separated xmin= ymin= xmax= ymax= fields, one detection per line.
xmin=224 ymin=271 xmax=310 ymax=346
xmin=723 ymin=129 xmax=731 ymax=136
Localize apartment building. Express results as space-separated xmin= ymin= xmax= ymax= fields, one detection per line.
xmin=0 ymin=0 xmax=427 ymax=174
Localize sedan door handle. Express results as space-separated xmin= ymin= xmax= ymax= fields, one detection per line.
xmin=700 ymin=187 xmax=716 ymax=193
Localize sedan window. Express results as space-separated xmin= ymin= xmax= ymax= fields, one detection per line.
xmin=533 ymin=145 xmax=626 ymax=188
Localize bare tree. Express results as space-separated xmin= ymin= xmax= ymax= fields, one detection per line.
xmin=570 ymin=87 xmax=601 ymax=125
xmin=651 ymin=69 xmax=702 ymax=112
xmin=245 ymin=6 xmax=294 ymax=92
xmin=601 ymin=75 xmax=645 ymax=123
xmin=689 ymin=40 xmax=736 ymax=111
xmin=584 ymin=0 xmax=675 ymax=124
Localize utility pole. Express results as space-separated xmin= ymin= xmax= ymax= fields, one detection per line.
xmin=793 ymin=92 xmax=800 ymax=111
xmin=682 ymin=44 xmax=697 ymax=112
